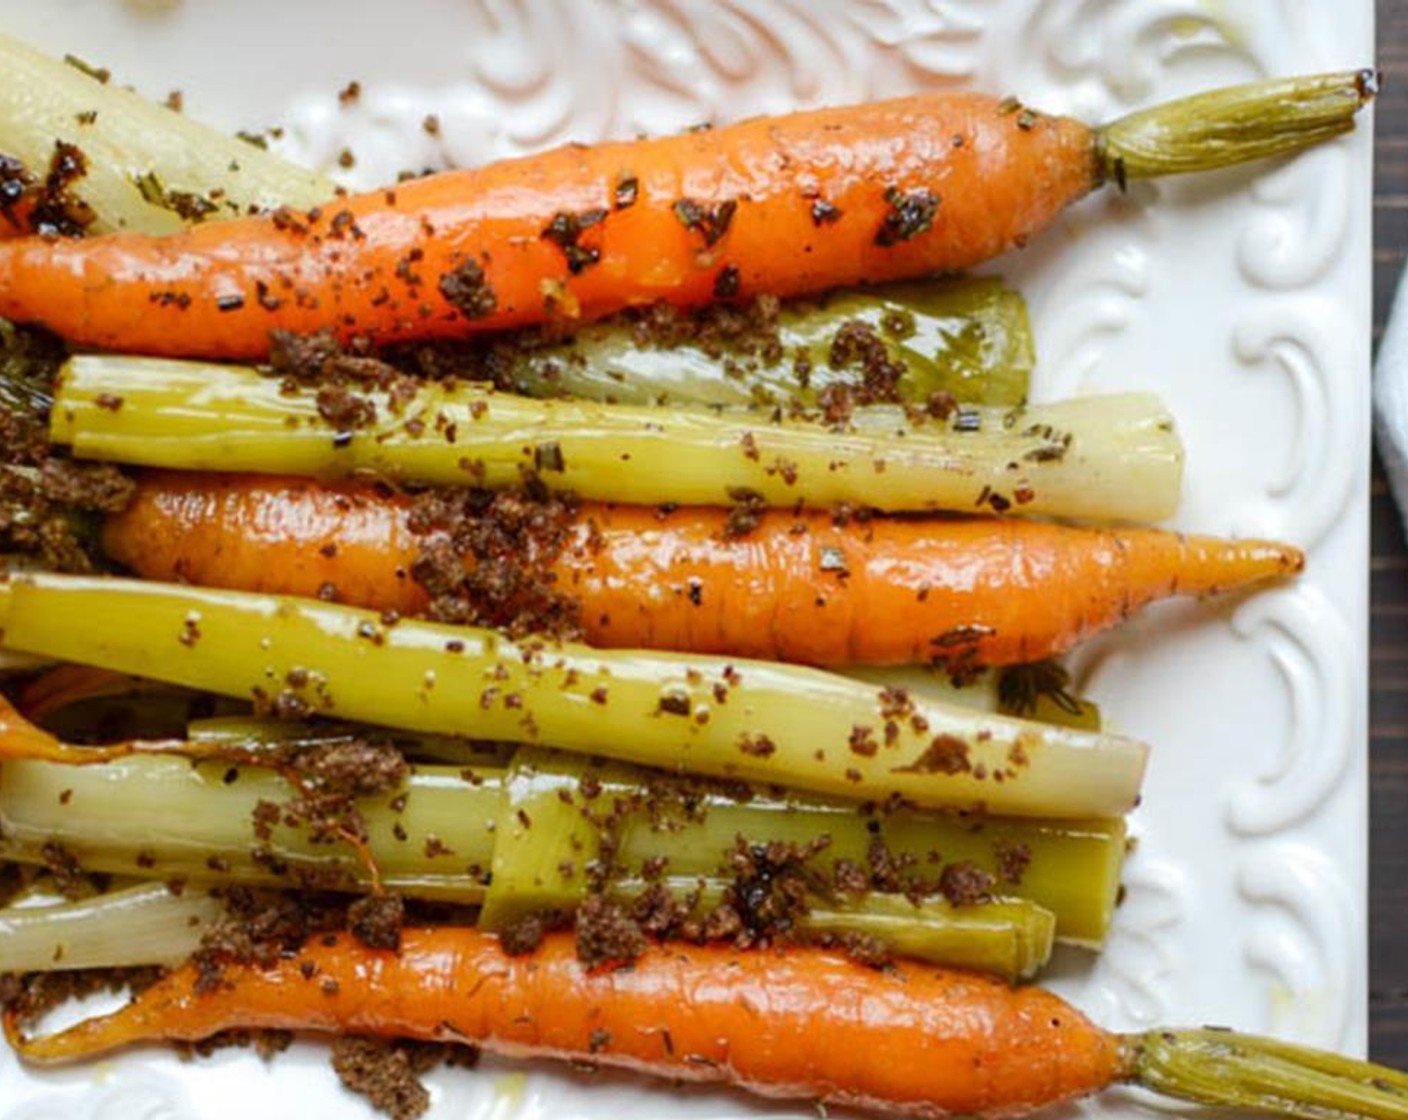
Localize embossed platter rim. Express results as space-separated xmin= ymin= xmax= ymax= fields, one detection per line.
xmin=0 ymin=1 xmax=1372 ymax=1118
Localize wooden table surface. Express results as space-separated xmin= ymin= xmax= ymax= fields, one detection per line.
xmin=1371 ymin=0 xmax=1407 ymax=1067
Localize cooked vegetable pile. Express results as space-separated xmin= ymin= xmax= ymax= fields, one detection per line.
xmin=0 ymin=26 xmax=1397 ymax=1120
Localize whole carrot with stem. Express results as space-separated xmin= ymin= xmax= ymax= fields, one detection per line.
xmin=10 ymin=929 xmax=1407 ymax=1120
xmin=102 ymin=471 xmax=1303 ymax=668
xmin=0 ymin=72 xmax=1374 ymax=360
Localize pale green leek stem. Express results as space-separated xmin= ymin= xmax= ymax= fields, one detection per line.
xmin=0 ymin=30 xmax=333 ymax=234
xmin=0 ymin=881 xmax=221 ymax=971
xmin=50 ymin=355 xmax=1184 ymax=523
xmin=0 ymin=572 xmax=1150 ymax=819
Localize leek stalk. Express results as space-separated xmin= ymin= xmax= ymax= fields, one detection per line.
xmin=0 ymin=573 xmax=1149 ymax=819
xmin=503 ymin=278 xmax=1033 ymax=409
xmin=0 ymin=750 xmax=1123 ymax=947
xmin=51 ymin=356 xmax=1183 ymax=522
xmin=0 ymin=30 xmax=333 ymax=236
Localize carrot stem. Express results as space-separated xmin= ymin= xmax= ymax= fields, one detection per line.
xmin=1099 ymin=70 xmax=1377 ymax=183
xmin=1127 ymin=1028 xmax=1408 ymax=1120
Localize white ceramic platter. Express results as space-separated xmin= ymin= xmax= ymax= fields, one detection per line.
xmin=0 ymin=1 xmax=1373 ymax=1117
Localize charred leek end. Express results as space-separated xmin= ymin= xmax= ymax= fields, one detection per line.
xmin=506 ymin=278 xmax=1035 ymax=410
xmin=1099 ymin=69 xmax=1377 ymax=184
xmin=51 ymin=355 xmax=1184 ymax=522
xmin=0 ymin=30 xmax=334 ymax=235
xmin=1126 ymin=1028 xmax=1408 ymax=1120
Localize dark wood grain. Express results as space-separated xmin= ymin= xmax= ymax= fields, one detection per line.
xmin=1372 ymin=0 xmax=1408 ymax=1069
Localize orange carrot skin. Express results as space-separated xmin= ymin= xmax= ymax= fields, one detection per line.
xmin=13 ymin=930 xmax=1129 ymax=1117
xmin=99 ymin=474 xmax=425 ymax=613
xmin=102 ymin=472 xmax=1303 ymax=668
xmin=0 ymin=94 xmax=1097 ymax=359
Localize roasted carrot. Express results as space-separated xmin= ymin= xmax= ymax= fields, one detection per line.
xmin=12 ymin=929 xmax=1408 ymax=1120
xmin=102 ymin=471 xmax=1304 ymax=668
xmin=0 ymin=72 xmax=1372 ymax=360
xmin=3 ymin=928 xmax=1126 ymax=1114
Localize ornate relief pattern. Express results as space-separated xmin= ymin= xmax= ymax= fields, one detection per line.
xmin=1230 ymin=299 xmax=1364 ymax=551
xmin=1080 ymin=857 xmax=1190 ymax=1028
xmin=1014 ymin=0 xmax=1260 ymax=124
xmin=1 ymin=1076 xmax=193 ymax=1120
xmin=277 ymin=0 xmax=1000 ymax=187
xmin=1238 ymin=150 xmax=1356 ymax=293
xmin=1236 ymin=0 xmax=1357 ymax=294
xmin=1238 ymin=842 xmax=1359 ymax=1050
xmin=1026 ymin=237 xmax=1150 ymax=400
xmin=1226 ymin=587 xmax=1357 ymax=838
xmin=1218 ymin=0 xmax=1366 ymax=1061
